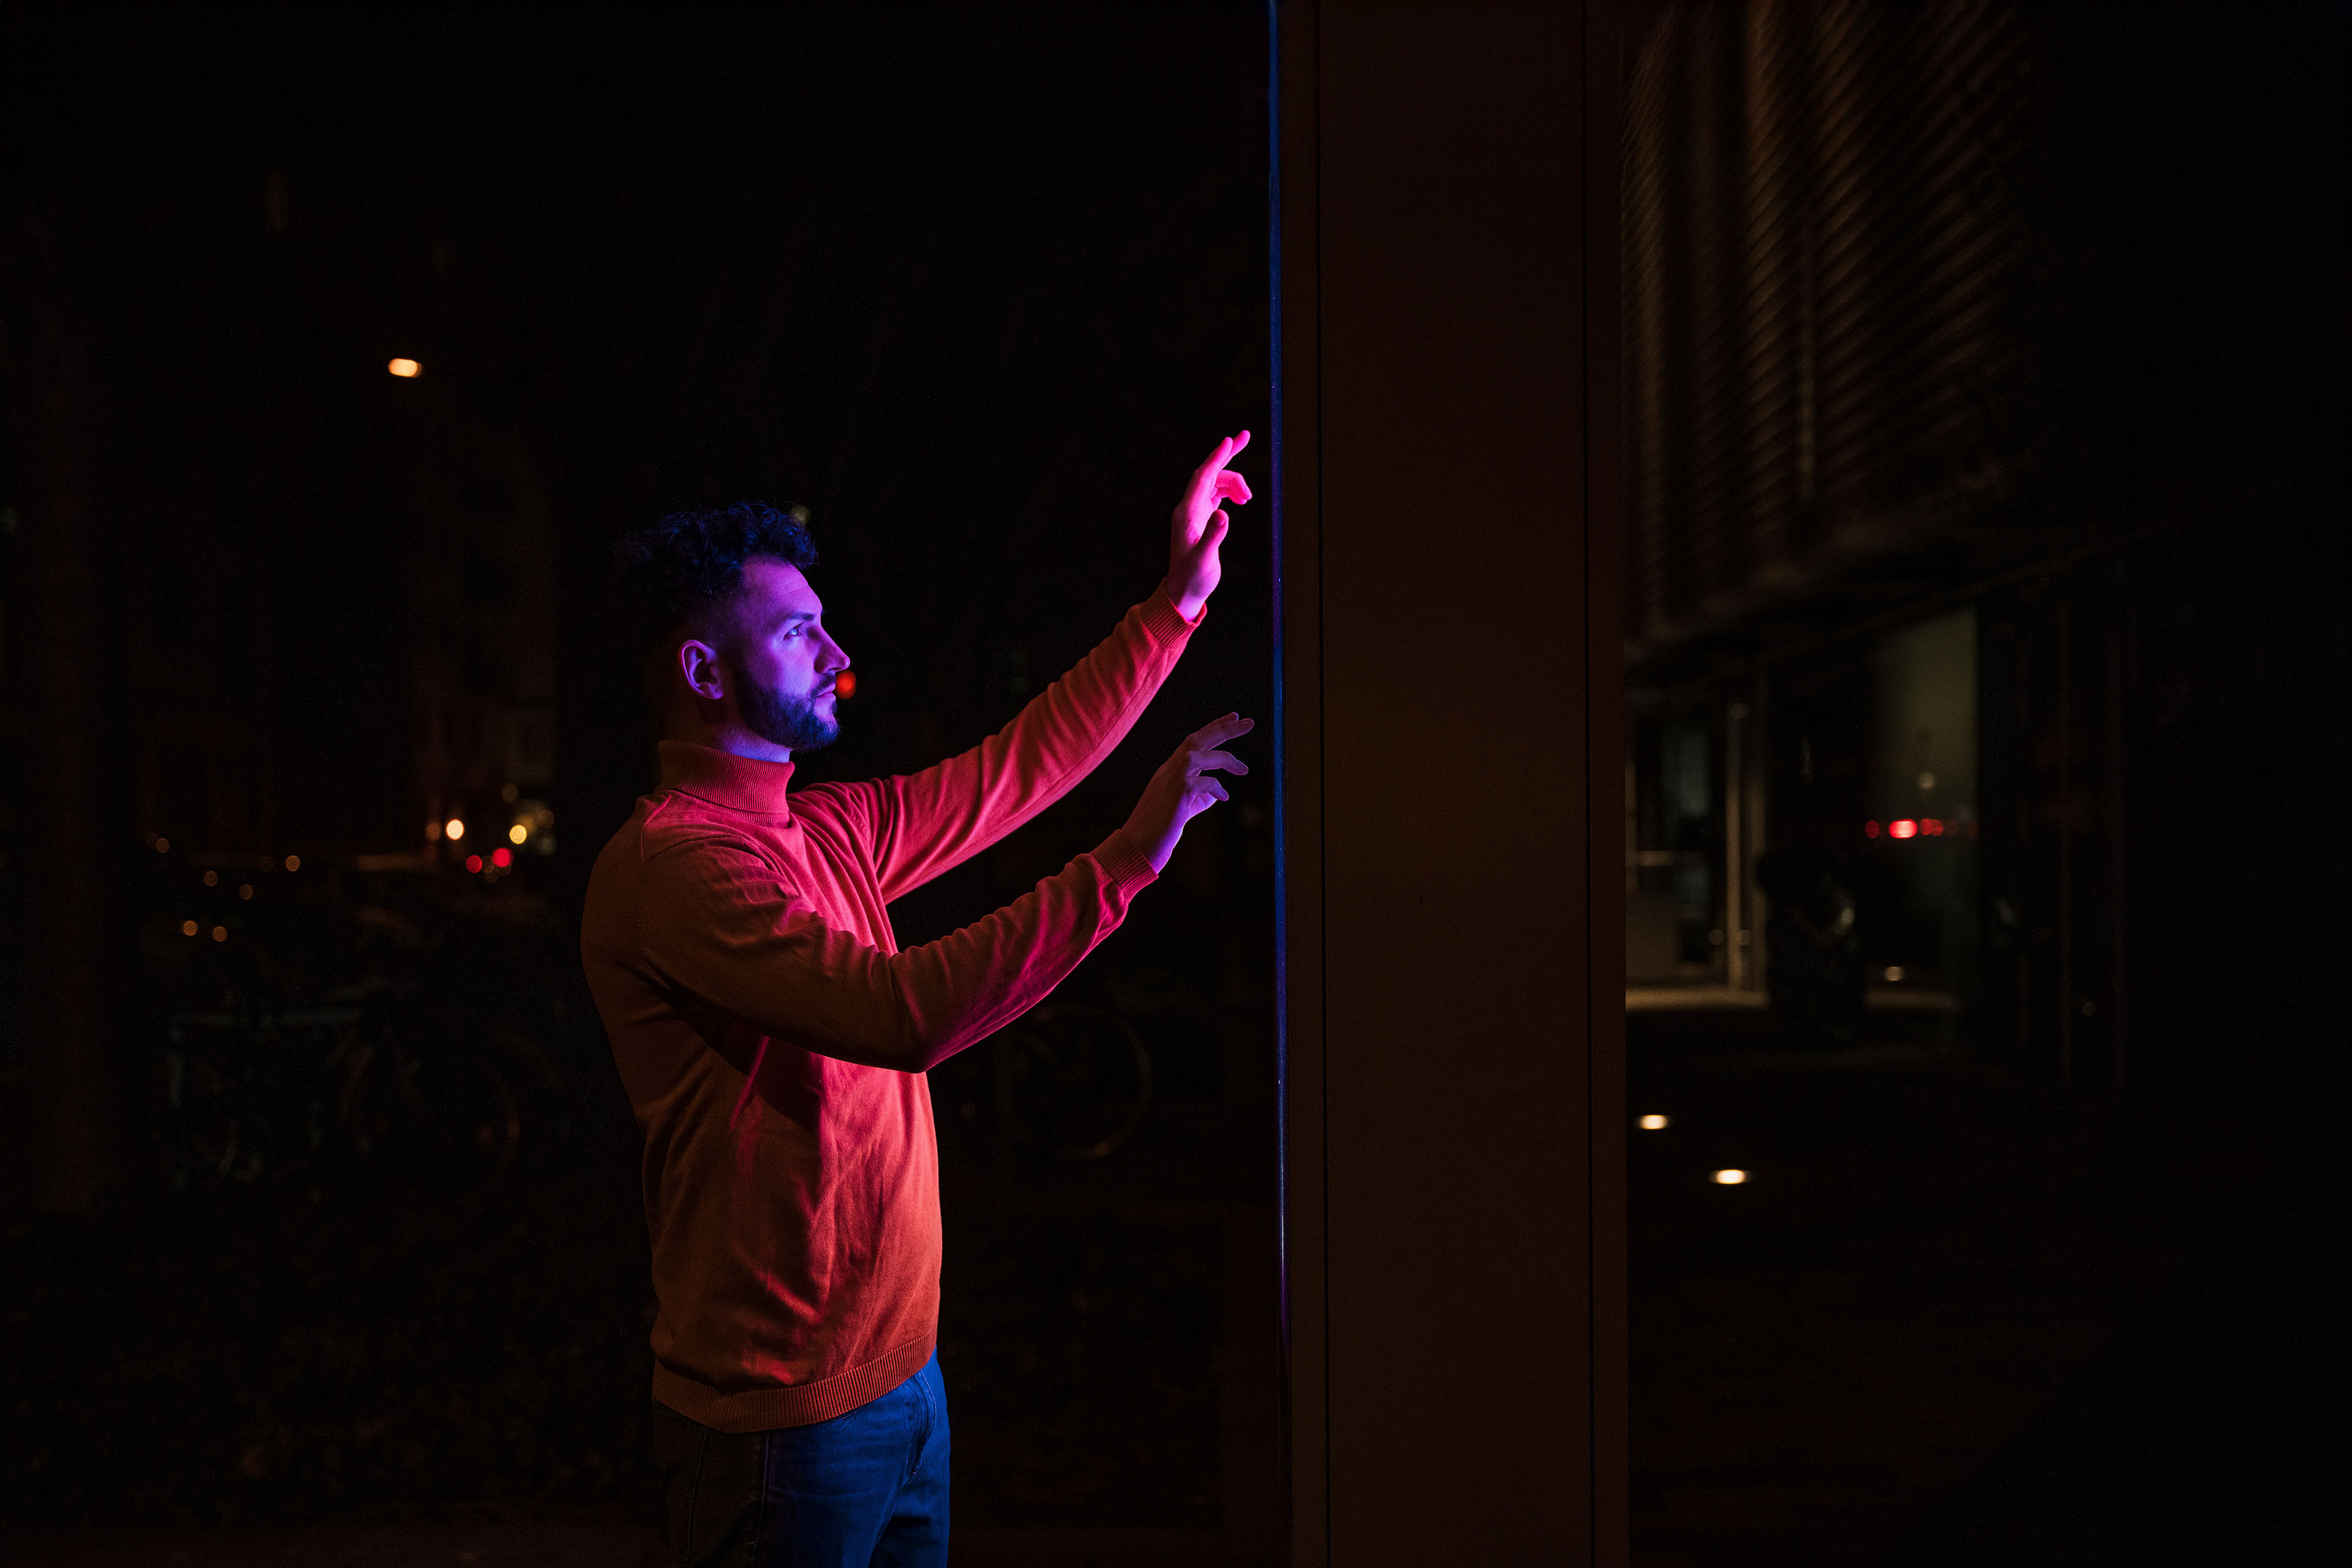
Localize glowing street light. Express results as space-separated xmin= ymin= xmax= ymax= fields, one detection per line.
xmin=445 ymin=817 xmax=466 ymax=842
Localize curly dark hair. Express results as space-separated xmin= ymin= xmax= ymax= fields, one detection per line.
xmin=610 ymin=501 xmax=819 ymax=651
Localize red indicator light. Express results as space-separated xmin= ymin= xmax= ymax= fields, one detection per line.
xmin=1923 ymin=818 xmax=1944 ymax=836
xmin=835 ymin=671 xmax=856 ymax=699
xmin=491 ymin=846 xmax=513 ymax=868
xmin=1865 ymin=821 xmax=1881 ymax=838
xmin=1890 ymin=820 xmax=1918 ymax=839
xmin=466 ymin=854 xmax=484 ymax=873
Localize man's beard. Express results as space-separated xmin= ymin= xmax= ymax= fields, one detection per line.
xmin=734 ymin=663 xmax=839 ymax=753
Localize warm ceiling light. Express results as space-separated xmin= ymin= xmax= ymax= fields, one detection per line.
xmin=445 ymin=818 xmax=466 ymax=841
xmin=388 ymin=358 xmax=421 ymax=378
xmin=1712 ymin=1169 xmax=1747 ymax=1185
xmin=1639 ymin=1114 xmax=1669 ymax=1131
xmin=508 ymin=823 xmax=529 ymax=845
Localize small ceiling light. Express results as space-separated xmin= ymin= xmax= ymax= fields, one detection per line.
xmin=181 ymin=919 xmax=198 ymax=937
xmin=508 ymin=823 xmax=528 ymax=845
xmin=211 ymin=925 xmax=228 ymax=942
xmin=1639 ymin=1114 xmax=1669 ymax=1131
xmin=284 ymin=855 xmax=301 ymax=872
xmin=445 ymin=818 xmax=466 ymax=842
xmin=388 ymin=358 xmax=421 ymax=378
xmin=1713 ymin=1169 xmax=1747 ymax=1185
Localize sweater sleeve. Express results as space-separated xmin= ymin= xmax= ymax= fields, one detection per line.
xmin=810 ymin=587 xmax=1199 ymax=903
xmin=637 ymin=829 xmax=1161 ymax=1073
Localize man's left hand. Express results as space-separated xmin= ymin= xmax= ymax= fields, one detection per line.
xmin=1167 ymin=431 xmax=1251 ymax=622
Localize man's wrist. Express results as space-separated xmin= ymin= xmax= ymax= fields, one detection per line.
xmin=1163 ymin=578 xmax=1210 ymax=624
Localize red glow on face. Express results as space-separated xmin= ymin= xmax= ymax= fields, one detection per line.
xmin=1864 ymin=821 xmax=1881 ymax=838
xmin=835 ymin=670 xmax=856 ymax=699
xmin=1890 ymin=819 xmax=1919 ymax=839
xmin=1923 ymin=818 xmax=1944 ymax=836
xmin=465 ymin=854 xmax=484 ymax=873
xmin=491 ymin=846 xmax=513 ymax=868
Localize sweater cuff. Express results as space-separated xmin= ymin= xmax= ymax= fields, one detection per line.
xmin=1092 ymin=831 xmax=1161 ymax=896
xmin=1142 ymin=582 xmax=1205 ymax=644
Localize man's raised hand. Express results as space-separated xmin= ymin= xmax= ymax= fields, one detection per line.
xmin=1121 ymin=714 xmax=1254 ymax=873
xmin=1168 ymin=431 xmax=1252 ymax=622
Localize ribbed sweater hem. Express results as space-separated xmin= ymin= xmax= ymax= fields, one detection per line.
xmin=650 ymin=1334 xmax=936 ymax=1433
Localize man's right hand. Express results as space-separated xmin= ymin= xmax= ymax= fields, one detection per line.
xmin=1121 ymin=714 xmax=1255 ymax=872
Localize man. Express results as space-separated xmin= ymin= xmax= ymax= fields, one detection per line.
xmin=582 ymin=433 xmax=1256 ymax=1567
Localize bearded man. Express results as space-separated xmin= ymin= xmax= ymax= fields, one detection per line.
xmin=582 ymin=434 xmax=1256 ymax=1567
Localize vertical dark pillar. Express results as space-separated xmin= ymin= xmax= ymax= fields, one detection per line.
xmin=1 ymin=197 xmax=134 ymax=1212
xmin=1274 ymin=2 xmax=1626 ymax=1559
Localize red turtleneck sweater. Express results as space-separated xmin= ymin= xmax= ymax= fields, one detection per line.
xmin=581 ymin=588 xmax=1196 ymax=1431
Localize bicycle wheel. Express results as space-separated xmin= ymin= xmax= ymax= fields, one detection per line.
xmin=993 ymin=1002 xmax=1155 ymax=1161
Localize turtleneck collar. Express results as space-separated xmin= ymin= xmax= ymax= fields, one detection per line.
xmin=656 ymin=741 xmax=797 ymax=817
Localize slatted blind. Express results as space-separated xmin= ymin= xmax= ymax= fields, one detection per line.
xmin=1625 ymin=0 xmax=2037 ymax=660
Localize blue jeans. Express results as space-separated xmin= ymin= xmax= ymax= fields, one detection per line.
xmin=651 ymin=1352 xmax=950 ymax=1568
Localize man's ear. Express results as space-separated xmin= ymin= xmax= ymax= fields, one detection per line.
xmin=679 ymin=638 xmax=728 ymax=703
